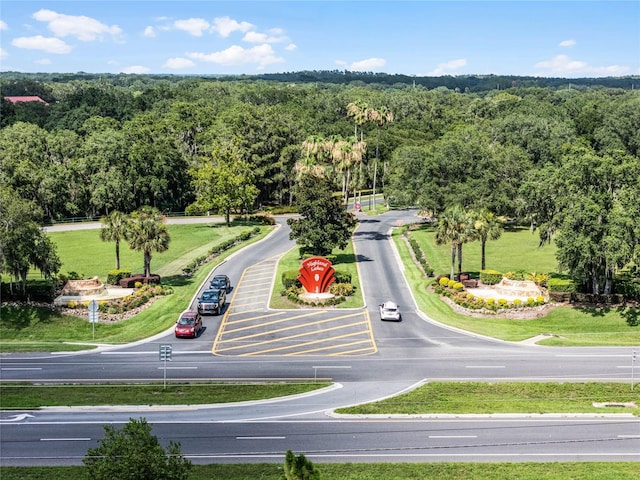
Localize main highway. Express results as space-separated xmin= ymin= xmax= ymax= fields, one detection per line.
xmin=1 ymin=210 xmax=638 ymax=465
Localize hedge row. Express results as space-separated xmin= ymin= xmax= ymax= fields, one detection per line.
xmin=182 ymin=227 xmax=261 ymax=275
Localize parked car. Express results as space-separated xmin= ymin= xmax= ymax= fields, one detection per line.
xmin=174 ymin=311 xmax=202 ymax=338
xmin=379 ymin=301 xmax=401 ymax=321
xmin=210 ymin=274 xmax=231 ymax=292
xmin=197 ymin=288 xmax=226 ymax=315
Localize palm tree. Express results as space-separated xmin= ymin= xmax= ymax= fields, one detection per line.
xmin=368 ymin=105 xmax=394 ymax=205
xmin=125 ymin=206 xmax=170 ymax=278
xmin=100 ymin=210 xmax=129 ymax=270
xmin=435 ymin=205 xmax=471 ymax=279
xmin=472 ymin=209 xmax=505 ymax=271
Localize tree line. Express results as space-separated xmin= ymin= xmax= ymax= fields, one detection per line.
xmin=1 ymin=75 xmax=639 ymax=295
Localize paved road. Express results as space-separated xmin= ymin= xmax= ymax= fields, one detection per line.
xmin=2 ymin=210 xmax=639 ymax=465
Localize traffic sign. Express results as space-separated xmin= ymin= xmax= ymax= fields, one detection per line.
xmin=159 ymin=344 xmax=173 ymax=361
xmin=88 ymin=300 xmax=99 ymax=313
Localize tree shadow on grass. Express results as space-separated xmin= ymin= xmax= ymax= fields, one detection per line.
xmin=161 ymin=274 xmax=193 ymax=288
xmin=576 ymin=305 xmax=640 ymax=327
xmin=0 ymin=305 xmax=57 ymax=331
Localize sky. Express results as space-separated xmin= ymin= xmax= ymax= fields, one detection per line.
xmin=1 ymin=1 xmax=639 ymax=78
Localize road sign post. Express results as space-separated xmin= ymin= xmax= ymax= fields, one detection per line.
xmin=88 ymin=300 xmax=99 ymax=340
xmin=159 ymin=344 xmax=172 ymax=389
xmin=632 ymin=350 xmax=636 ymax=391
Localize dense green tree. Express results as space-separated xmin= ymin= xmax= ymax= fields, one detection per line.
xmin=83 ymin=418 xmax=191 ymax=480
xmin=552 ymin=147 xmax=640 ymax=294
xmin=188 ymin=140 xmax=260 ymax=225
xmin=100 ymin=211 xmax=130 ymax=270
xmin=0 ymin=189 xmax=60 ymax=292
xmin=287 ymin=173 xmax=357 ymax=256
xmin=125 ymin=206 xmax=170 ymax=277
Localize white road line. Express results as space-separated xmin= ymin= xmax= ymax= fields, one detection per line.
xmin=556 ymin=354 xmax=629 ymax=358
xmin=465 ymin=365 xmax=506 ymax=369
xmin=157 ymin=366 xmax=198 ymax=370
xmin=617 ymin=435 xmax=640 ymax=438
xmin=40 ymin=438 xmax=91 ymax=442
xmin=1 ymin=367 xmax=42 ymax=370
xmin=429 ymin=435 xmax=478 ymax=439
xmin=236 ymin=436 xmax=286 ymax=440
xmin=312 ymin=366 xmax=352 ymax=369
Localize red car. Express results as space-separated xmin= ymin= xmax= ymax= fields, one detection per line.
xmin=174 ymin=311 xmax=202 ymax=338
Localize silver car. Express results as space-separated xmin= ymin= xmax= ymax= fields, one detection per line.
xmin=379 ymin=301 xmax=401 ymax=321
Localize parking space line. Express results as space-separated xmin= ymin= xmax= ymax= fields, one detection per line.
xmin=216 ymin=320 xmax=369 ymax=354
xmin=237 ymin=330 xmax=371 ymax=356
xmin=288 ymin=338 xmax=375 ymax=356
xmin=219 ymin=316 xmax=365 ymax=342
xmin=221 ymin=311 xmax=326 ymax=334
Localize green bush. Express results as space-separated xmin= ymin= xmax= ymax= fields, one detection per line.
xmin=106 ymin=270 xmax=131 ymax=285
xmin=548 ymin=277 xmax=576 ymax=293
xmin=333 ymin=270 xmax=352 ymax=284
xmin=329 ymin=283 xmax=354 ymax=296
xmin=480 ymin=269 xmax=503 ymax=285
xmin=282 ymin=270 xmax=301 ymax=289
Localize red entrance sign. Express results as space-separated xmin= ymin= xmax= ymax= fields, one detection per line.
xmin=298 ymin=256 xmax=335 ymax=294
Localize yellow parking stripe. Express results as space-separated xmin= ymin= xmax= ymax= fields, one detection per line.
xmin=289 ymin=338 xmax=375 ymax=356
xmin=215 ymin=320 xmax=369 ymax=353
xmin=240 ymin=331 xmax=371 ymax=357
xmin=221 ymin=312 xmax=323 ymax=333
xmin=218 ymin=316 xmax=366 ymax=342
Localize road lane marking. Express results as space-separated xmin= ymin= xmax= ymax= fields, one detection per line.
xmin=157 ymin=366 xmax=198 ymax=370
xmin=40 ymin=438 xmax=90 ymax=441
xmin=465 ymin=365 xmax=506 ymax=369
xmin=236 ymin=436 xmax=286 ymax=440
xmin=429 ymin=435 xmax=478 ymax=439
xmin=1 ymin=367 xmax=42 ymax=370
xmin=617 ymin=435 xmax=640 ymax=438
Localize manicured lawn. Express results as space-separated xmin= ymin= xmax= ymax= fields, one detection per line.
xmin=2 ymin=463 xmax=639 ymax=480
xmin=335 ymin=382 xmax=639 ymax=415
xmin=45 ymin=222 xmax=260 ymax=281
xmin=270 ymin=241 xmax=363 ymax=309
xmin=0 ymin=224 xmax=273 ymax=351
xmin=410 ymin=224 xmax=558 ymax=277
xmin=0 ymin=382 xmax=330 ymax=409
xmin=394 ymin=229 xmax=640 ymax=345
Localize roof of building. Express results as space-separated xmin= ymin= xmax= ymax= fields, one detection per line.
xmin=4 ymin=95 xmax=49 ymax=105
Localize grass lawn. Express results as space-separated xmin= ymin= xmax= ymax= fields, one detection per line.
xmin=0 ymin=224 xmax=273 ymax=352
xmin=45 ymin=222 xmax=261 ymax=282
xmin=269 ymin=241 xmax=363 ymax=309
xmin=2 ymin=462 xmax=639 ymax=479
xmin=395 ymin=228 xmax=640 ymax=346
xmin=0 ymin=382 xmax=330 ymax=409
xmin=335 ymin=382 xmax=639 ymax=416
xmin=410 ymin=224 xmax=558 ymax=277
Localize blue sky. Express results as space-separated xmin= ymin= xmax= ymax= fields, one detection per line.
xmin=1 ymin=1 xmax=639 ymax=77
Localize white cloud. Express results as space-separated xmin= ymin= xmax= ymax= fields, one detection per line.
xmin=174 ymin=18 xmax=210 ymax=37
xmin=0 ymin=20 xmax=8 ymax=30
xmin=559 ymin=39 xmax=576 ymax=47
xmin=535 ymin=54 xmax=630 ymax=76
xmin=348 ymin=57 xmax=386 ymax=71
xmin=35 ymin=58 xmax=51 ymax=65
xmin=143 ymin=26 xmax=156 ymax=38
xmin=427 ymin=58 xmax=467 ymax=75
xmin=187 ymin=44 xmax=283 ymax=68
xmin=211 ymin=16 xmax=254 ymax=37
xmin=285 ymin=43 xmax=297 ymax=51
xmin=335 ymin=60 xmax=347 ymax=66
xmin=120 ymin=65 xmax=151 ymax=74
xmin=12 ymin=35 xmax=72 ymax=54
xmin=33 ymin=9 xmax=122 ymax=42
xmin=0 ymin=48 xmax=7 ymax=58
xmin=243 ymin=30 xmax=288 ymax=44
xmin=163 ymin=57 xmax=195 ymax=69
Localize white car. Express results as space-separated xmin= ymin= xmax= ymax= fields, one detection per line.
xmin=379 ymin=301 xmax=401 ymax=321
